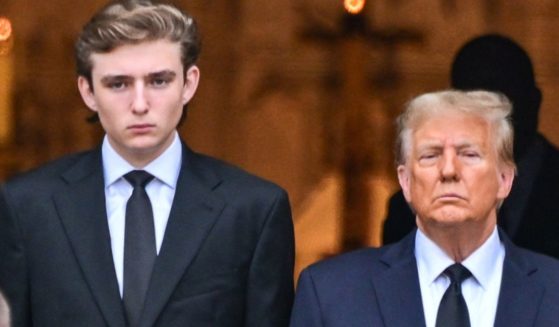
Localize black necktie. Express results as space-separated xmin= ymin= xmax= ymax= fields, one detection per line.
xmin=435 ymin=263 xmax=472 ymax=327
xmin=123 ymin=170 xmax=156 ymax=327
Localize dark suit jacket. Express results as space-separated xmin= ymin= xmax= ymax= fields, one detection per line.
xmin=383 ymin=136 xmax=559 ymax=260
xmin=0 ymin=143 xmax=295 ymax=327
xmin=290 ymin=230 xmax=559 ymax=327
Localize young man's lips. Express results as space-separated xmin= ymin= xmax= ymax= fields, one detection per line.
xmin=128 ymin=124 xmax=155 ymax=132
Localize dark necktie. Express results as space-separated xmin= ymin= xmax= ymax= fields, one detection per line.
xmin=123 ymin=170 xmax=156 ymax=327
xmin=435 ymin=263 xmax=472 ymax=327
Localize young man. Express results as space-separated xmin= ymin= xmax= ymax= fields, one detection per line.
xmin=290 ymin=90 xmax=559 ymax=326
xmin=0 ymin=1 xmax=294 ymax=326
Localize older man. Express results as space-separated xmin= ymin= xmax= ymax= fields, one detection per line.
xmin=384 ymin=35 xmax=559 ymax=261
xmin=290 ymin=90 xmax=559 ymax=327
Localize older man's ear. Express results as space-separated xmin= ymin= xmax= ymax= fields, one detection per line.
xmin=397 ymin=165 xmax=412 ymax=204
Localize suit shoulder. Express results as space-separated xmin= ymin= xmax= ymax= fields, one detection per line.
xmin=303 ymin=247 xmax=385 ymax=281
xmin=4 ymin=150 xmax=93 ymax=193
xmin=504 ymin=243 xmax=559 ymax=289
xmin=191 ymin=151 xmax=286 ymax=195
xmin=519 ymin=247 xmax=559 ymax=273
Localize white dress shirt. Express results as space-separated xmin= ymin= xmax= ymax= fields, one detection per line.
xmin=102 ymin=132 xmax=182 ymax=297
xmin=415 ymin=227 xmax=505 ymax=327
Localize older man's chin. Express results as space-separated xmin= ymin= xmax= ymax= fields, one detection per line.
xmin=418 ymin=210 xmax=483 ymax=229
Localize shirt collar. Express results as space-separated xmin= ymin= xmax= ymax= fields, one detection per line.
xmin=461 ymin=227 xmax=504 ymax=290
xmin=102 ymin=132 xmax=182 ymax=189
xmin=415 ymin=226 xmax=504 ymax=289
xmin=415 ymin=228 xmax=454 ymax=287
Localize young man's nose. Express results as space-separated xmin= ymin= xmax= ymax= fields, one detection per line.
xmin=131 ymin=83 xmax=149 ymax=113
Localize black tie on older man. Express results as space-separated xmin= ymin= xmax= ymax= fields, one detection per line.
xmin=123 ymin=170 xmax=156 ymax=327
xmin=435 ymin=263 xmax=472 ymax=327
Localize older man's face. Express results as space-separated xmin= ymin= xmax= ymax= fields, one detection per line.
xmin=397 ymin=111 xmax=514 ymax=231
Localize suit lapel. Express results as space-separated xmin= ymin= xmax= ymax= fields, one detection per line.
xmin=140 ymin=146 xmax=225 ymax=327
xmin=373 ymin=231 xmax=426 ymax=327
xmin=371 ymin=229 xmax=547 ymax=327
xmin=53 ymin=150 xmax=127 ymax=327
xmin=494 ymin=233 xmax=544 ymax=327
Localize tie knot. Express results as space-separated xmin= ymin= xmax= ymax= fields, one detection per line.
xmin=124 ymin=170 xmax=154 ymax=188
xmin=444 ymin=263 xmax=472 ymax=284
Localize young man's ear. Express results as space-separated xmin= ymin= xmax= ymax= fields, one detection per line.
xmin=77 ymin=76 xmax=98 ymax=112
xmin=182 ymin=65 xmax=200 ymax=105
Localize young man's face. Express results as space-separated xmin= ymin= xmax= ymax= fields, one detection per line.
xmin=78 ymin=39 xmax=199 ymax=167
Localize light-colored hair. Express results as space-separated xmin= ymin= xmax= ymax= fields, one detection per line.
xmin=395 ymin=89 xmax=516 ymax=171
xmin=75 ymin=0 xmax=200 ymax=82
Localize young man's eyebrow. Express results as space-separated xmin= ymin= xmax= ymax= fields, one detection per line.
xmin=147 ymin=70 xmax=177 ymax=79
xmin=100 ymin=75 xmax=133 ymax=84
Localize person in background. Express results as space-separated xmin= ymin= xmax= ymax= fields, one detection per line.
xmin=290 ymin=90 xmax=559 ymax=327
xmin=383 ymin=34 xmax=559 ymax=260
xmin=0 ymin=1 xmax=294 ymax=326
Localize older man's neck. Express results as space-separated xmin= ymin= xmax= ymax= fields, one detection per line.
xmin=417 ymin=220 xmax=496 ymax=262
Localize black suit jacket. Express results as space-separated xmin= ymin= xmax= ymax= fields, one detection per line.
xmin=290 ymin=230 xmax=559 ymax=327
xmin=384 ymin=136 xmax=559 ymax=260
xmin=0 ymin=143 xmax=295 ymax=327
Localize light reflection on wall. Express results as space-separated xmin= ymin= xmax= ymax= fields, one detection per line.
xmin=344 ymin=0 xmax=366 ymax=14
xmin=0 ymin=17 xmax=13 ymax=147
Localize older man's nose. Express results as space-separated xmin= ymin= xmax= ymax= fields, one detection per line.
xmin=440 ymin=151 xmax=460 ymax=181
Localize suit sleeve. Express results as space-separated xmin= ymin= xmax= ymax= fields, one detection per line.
xmin=244 ymin=189 xmax=295 ymax=327
xmin=0 ymin=185 xmax=31 ymax=327
xmin=289 ymin=268 xmax=324 ymax=327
